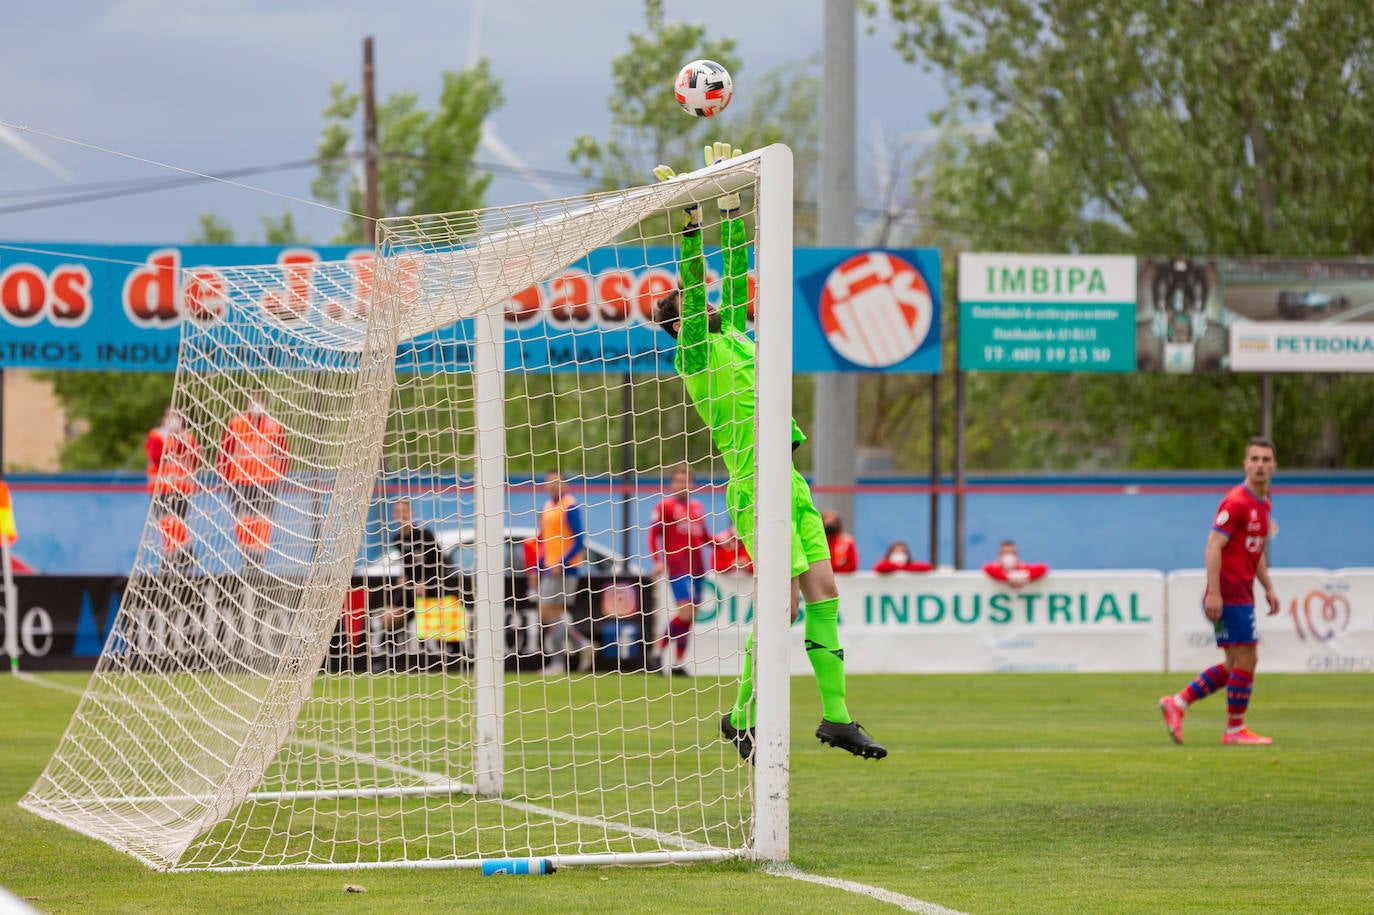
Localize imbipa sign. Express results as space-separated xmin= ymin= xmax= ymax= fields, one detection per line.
xmin=959 ymin=253 xmax=1137 ymax=303
xmin=958 ymin=253 xmax=1139 ymax=372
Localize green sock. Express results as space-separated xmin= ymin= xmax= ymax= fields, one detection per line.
xmin=803 ymin=597 xmax=851 ymax=724
xmin=731 ymin=630 xmax=755 ymax=730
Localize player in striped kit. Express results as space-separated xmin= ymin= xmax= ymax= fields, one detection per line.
xmin=648 ymin=464 xmax=713 ymax=676
xmin=1160 ymin=437 xmax=1282 ymax=746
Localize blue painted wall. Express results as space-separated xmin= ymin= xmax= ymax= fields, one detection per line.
xmin=7 ymin=471 xmax=1370 ymax=575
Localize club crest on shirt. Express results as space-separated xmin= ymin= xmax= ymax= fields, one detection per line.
xmin=1215 ymin=509 xmax=1229 ymax=526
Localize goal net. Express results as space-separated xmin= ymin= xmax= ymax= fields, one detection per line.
xmin=22 ymin=145 xmax=796 ymax=871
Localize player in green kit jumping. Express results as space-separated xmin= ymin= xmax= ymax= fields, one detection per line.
xmin=651 ymin=143 xmax=886 ymax=763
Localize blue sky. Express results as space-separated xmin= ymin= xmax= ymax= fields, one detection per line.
xmin=0 ymin=1 xmax=946 ymax=247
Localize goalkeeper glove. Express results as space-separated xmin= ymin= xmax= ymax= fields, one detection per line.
xmin=704 ymin=141 xmax=744 ymax=215
xmin=653 ymin=164 xmax=701 ymax=231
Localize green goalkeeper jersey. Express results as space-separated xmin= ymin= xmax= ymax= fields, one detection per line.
xmin=674 ymin=214 xmax=804 ymax=485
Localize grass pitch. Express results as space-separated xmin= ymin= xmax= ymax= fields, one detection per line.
xmin=2 ymin=671 xmax=1370 ymax=914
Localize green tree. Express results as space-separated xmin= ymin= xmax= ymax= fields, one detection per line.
xmin=313 ymin=60 xmax=504 ymax=243
xmin=260 ymin=212 xmax=304 ymax=245
xmin=873 ymin=0 xmax=1374 ymax=469
xmin=36 ymin=372 xmax=172 ymax=471
xmin=192 ymin=213 xmax=235 ymax=245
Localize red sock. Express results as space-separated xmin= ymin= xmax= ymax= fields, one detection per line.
xmin=1226 ymin=668 xmax=1254 ymax=730
xmin=1181 ymin=664 xmax=1228 ymax=705
xmin=667 ymin=615 xmax=691 ymax=661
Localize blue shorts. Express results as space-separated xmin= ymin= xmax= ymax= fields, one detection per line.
xmin=667 ymin=573 xmax=705 ymax=605
xmin=1212 ymin=602 xmax=1258 ymax=646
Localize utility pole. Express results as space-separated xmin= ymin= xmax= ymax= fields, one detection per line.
xmin=362 ymin=36 xmax=380 ymax=246
xmin=816 ymin=0 xmax=859 ymax=526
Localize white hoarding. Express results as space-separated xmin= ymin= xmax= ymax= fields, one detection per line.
xmin=1229 ymin=322 xmax=1374 ymax=372
xmin=687 ymin=571 xmax=1166 ymax=675
xmin=1166 ymin=568 xmax=1374 ymax=673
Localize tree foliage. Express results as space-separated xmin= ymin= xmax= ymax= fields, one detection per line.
xmin=873 ymin=0 xmax=1374 ymax=469
xmin=34 ymin=371 xmax=172 ymax=471
xmin=313 ymin=61 xmax=504 ymax=243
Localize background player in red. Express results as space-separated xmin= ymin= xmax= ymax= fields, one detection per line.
xmin=711 ymin=525 xmax=752 ymax=574
xmin=648 ymin=464 xmax=712 ymax=675
xmin=1160 ymin=436 xmax=1281 ymax=746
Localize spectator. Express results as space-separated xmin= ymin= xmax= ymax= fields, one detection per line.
xmin=373 ymin=494 xmax=453 ymax=667
xmin=823 ymin=511 xmax=859 ymax=573
xmin=145 ymin=405 xmax=202 ymax=569
xmin=391 ymin=498 xmax=445 ymax=597
xmin=982 ymin=540 xmax=1049 ymax=588
xmin=711 ymin=525 xmax=753 ymax=575
xmin=533 ymin=471 xmax=593 ymax=673
xmin=216 ymin=388 xmax=290 ymax=573
xmin=374 ymin=498 xmax=448 ymax=670
xmin=872 ymin=540 xmax=933 ymax=574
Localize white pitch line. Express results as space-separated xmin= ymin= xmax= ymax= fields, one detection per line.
xmin=14 ymin=671 xmax=712 ymax=853
xmin=765 ymin=862 xmax=972 ymax=915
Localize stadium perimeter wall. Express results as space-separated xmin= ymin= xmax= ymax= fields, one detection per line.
xmin=5 ymin=568 xmax=1371 ymax=674
xmin=5 ymin=471 xmax=1374 ymax=575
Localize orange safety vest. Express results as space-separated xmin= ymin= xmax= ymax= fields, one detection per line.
xmin=235 ymin=514 xmax=273 ymax=551
xmin=0 ymin=480 xmax=16 ymax=546
xmin=537 ymin=495 xmax=584 ymax=570
xmin=218 ymin=413 xmax=289 ymax=486
xmin=158 ymin=514 xmax=191 ymax=554
xmin=147 ymin=429 xmax=201 ymax=496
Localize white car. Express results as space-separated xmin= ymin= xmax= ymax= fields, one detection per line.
xmin=358 ymin=525 xmax=645 ymax=581
xmin=1277 ymin=289 xmax=1351 ymax=318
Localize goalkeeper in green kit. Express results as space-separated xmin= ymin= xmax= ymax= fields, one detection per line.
xmin=651 ymin=142 xmax=886 ymax=763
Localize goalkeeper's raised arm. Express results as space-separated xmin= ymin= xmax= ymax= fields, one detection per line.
xmin=647 ymin=142 xmax=888 ymax=766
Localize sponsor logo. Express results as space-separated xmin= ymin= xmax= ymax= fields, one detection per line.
xmin=1289 ymin=586 xmax=1352 ymax=643
xmin=818 ymin=252 xmax=933 ymax=368
xmin=1276 ymin=334 xmax=1374 ymax=354
xmin=862 ymin=590 xmax=1151 ymax=626
xmin=982 ymin=265 xmax=1108 ymax=297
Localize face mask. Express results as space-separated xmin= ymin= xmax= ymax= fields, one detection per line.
xmin=1001 ymin=552 xmax=1018 ymax=570
xmin=891 ymin=551 xmax=909 ymax=565
xmin=166 ymin=414 xmax=183 ymax=432
xmin=248 ymin=399 xmax=265 ymax=415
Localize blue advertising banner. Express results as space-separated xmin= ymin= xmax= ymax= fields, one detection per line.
xmin=0 ymin=242 xmax=941 ymax=374
xmin=793 ymin=248 xmax=942 ymax=373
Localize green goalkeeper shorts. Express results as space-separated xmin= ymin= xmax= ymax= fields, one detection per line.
xmin=727 ymin=467 xmax=830 ymax=579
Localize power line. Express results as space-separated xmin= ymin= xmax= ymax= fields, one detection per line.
xmin=0 ymin=158 xmax=327 ymax=216
xmin=0 ymin=144 xmax=919 ymax=226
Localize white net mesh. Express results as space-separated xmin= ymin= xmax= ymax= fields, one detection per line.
xmin=22 ymin=156 xmax=772 ymax=870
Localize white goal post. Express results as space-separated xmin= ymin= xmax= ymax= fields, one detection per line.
xmin=21 ymin=144 xmax=795 ymax=871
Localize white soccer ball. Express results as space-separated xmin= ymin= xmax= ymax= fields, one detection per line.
xmin=674 ymin=60 xmax=733 ymax=118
